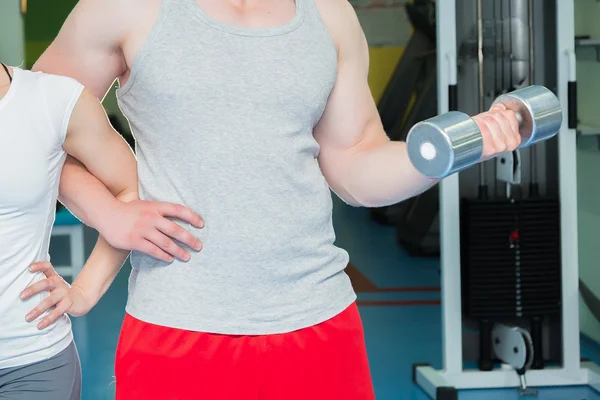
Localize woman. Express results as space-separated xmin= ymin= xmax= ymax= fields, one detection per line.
xmin=0 ymin=61 xmax=139 ymax=399
xmin=0 ymin=60 xmax=175 ymax=399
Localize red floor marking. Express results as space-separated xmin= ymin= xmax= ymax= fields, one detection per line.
xmin=345 ymin=263 xmax=440 ymax=293
xmin=357 ymin=299 xmax=441 ymax=307
xmin=345 ymin=263 xmax=378 ymax=291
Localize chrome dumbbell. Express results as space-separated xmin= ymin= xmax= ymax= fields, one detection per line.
xmin=406 ymin=85 xmax=563 ymax=179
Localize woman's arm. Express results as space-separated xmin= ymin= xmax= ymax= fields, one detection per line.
xmin=22 ymin=85 xmax=203 ymax=328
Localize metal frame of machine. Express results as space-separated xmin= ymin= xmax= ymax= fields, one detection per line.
xmin=413 ymin=0 xmax=600 ymax=398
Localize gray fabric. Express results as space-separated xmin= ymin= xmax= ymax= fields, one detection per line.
xmin=116 ymin=0 xmax=356 ymax=335
xmin=0 ymin=342 xmax=81 ymax=400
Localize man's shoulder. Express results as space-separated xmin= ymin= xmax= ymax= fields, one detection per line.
xmin=312 ymin=0 xmax=365 ymax=57
xmin=313 ymin=0 xmax=356 ymax=17
xmin=33 ymin=0 xmax=161 ymax=95
xmin=67 ymin=0 xmax=158 ymax=42
xmin=313 ymin=0 xmax=360 ymax=28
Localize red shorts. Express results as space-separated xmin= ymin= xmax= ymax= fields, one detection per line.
xmin=114 ymin=302 xmax=374 ymax=400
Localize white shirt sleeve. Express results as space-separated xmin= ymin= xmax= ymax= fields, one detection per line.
xmin=40 ymin=74 xmax=85 ymax=147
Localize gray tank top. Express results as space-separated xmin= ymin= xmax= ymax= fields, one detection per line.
xmin=117 ymin=0 xmax=355 ymax=334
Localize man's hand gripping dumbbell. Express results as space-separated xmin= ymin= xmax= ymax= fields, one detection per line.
xmin=407 ymin=85 xmax=563 ymax=179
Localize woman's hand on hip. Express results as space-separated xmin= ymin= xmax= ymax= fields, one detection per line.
xmin=21 ymin=261 xmax=94 ymax=330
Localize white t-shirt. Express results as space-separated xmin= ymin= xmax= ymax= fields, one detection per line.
xmin=0 ymin=68 xmax=84 ymax=368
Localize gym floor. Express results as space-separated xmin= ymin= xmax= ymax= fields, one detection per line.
xmin=69 ymin=197 xmax=600 ymax=400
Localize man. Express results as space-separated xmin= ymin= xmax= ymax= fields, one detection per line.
xmin=31 ymin=0 xmax=520 ymax=398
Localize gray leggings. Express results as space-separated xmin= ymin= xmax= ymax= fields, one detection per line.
xmin=0 ymin=342 xmax=81 ymax=400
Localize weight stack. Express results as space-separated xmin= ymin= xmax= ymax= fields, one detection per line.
xmin=461 ymin=197 xmax=562 ymax=319
xmin=460 ymin=197 xmax=562 ymax=371
xmin=461 ymin=198 xmax=562 ymax=371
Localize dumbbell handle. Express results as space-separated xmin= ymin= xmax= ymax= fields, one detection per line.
xmin=406 ymin=85 xmax=563 ymax=179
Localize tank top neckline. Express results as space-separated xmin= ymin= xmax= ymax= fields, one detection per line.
xmin=183 ymin=0 xmax=305 ymax=37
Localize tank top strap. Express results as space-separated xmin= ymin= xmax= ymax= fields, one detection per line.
xmin=297 ymin=0 xmax=323 ymax=20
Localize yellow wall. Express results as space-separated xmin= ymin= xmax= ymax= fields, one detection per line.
xmin=367 ymin=47 xmax=404 ymax=103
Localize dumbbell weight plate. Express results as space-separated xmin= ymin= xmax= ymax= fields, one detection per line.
xmin=492 ymin=85 xmax=563 ymax=147
xmin=406 ymin=111 xmax=483 ymax=179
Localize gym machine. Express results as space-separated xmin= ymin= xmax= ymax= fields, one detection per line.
xmin=371 ymin=0 xmax=440 ymax=257
xmin=410 ymin=1 xmax=600 ymax=399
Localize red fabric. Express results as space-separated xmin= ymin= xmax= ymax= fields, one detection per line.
xmin=115 ymin=302 xmax=375 ymax=400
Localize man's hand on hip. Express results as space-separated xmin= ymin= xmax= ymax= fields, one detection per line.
xmin=99 ymin=200 xmax=204 ymax=262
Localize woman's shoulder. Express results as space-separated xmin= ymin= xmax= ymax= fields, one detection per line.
xmin=20 ymin=69 xmax=84 ymax=96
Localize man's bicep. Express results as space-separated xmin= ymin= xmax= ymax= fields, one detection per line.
xmin=63 ymin=88 xmax=138 ymax=197
xmin=33 ymin=0 xmax=126 ymax=99
xmin=314 ymin=5 xmax=387 ymax=160
xmin=314 ymin=59 xmax=382 ymax=151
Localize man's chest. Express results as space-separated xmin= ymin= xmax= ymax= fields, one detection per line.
xmin=194 ymin=0 xmax=297 ymax=27
xmin=119 ymin=0 xmax=301 ymax=85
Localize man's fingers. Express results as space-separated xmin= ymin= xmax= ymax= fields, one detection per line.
xmin=474 ymin=115 xmax=504 ymax=156
xmin=37 ymin=299 xmax=70 ymax=330
xmin=156 ymin=219 xmax=202 ymax=252
xmin=483 ymin=106 xmax=522 ymax=148
xmin=505 ymin=110 xmax=520 ymax=134
xmin=25 ymin=293 xmax=60 ymax=322
xmin=488 ymin=112 xmax=513 ymax=148
xmin=491 ymin=111 xmax=521 ymax=150
xmin=484 ymin=116 xmax=507 ymax=153
xmin=29 ymin=261 xmax=56 ymax=277
xmin=489 ymin=103 xmax=507 ymax=112
xmin=137 ymin=239 xmax=176 ymax=263
xmin=144 ymin=229 xmax=190 ymax=261
xmin=156 ymin=202 xmax=204 ymax=228
xmin=504 ymin=111 xmax=522 ymax=147
xmin=20 ymin=279 xmax=55 ymax=300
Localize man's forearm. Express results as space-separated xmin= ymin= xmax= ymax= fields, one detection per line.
xmin=60 ymin=157 xmax=137 ymax=307
xmin=59 ymin=156 xmax=124 ymax=231
xmin=336 ymin=140 xmax=439 ymax=208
